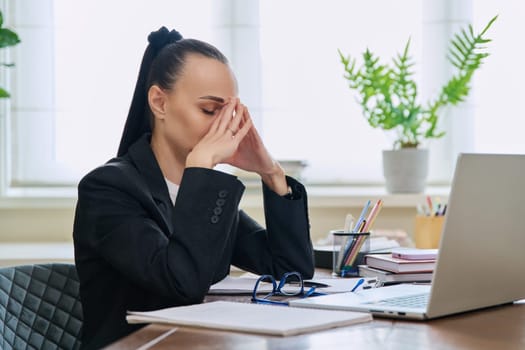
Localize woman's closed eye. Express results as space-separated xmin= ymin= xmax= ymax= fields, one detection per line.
xmin=201 ymin=108 xmax=219 ymax=116
xmin=199 ymin=98 xmax=227 ymax=116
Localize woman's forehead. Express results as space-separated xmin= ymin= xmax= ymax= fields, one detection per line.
xmin=176 ymin=54 xmax=237 ymax=99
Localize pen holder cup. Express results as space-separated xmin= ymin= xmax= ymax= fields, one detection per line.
xmin=414 ymin=215 xmax=445 ymax=249
xmin=332 ymin=231 xmax=370 ymax=277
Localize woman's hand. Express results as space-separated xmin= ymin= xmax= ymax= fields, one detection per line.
xmin=186 ymin=99 xmax=288 ymax=196
xmin=186 ymin=99 xmax=252 ymax=169
xmin=225 ymin=104 xmax=289 ymax=196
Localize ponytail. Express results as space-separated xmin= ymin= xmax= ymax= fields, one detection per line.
xmin=117 ymin=27 xmax=182 ymax=157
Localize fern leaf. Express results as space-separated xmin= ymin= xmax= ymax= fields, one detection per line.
xmin=468 ymin=25 xmax=475 ymax=40
xmin=448 ymin=52 xmax=463 ymax=69
xmin=480 ymin=15 xmax=498 ymax=35
xmin=452 ymin=33 xmax=469 ymax=55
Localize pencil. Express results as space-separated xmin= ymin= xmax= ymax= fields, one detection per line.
xmin=362 ymin=199 xmax=383 ymax=232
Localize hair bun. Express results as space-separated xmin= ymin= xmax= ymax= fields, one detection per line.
xmin=148 ymin=26 xmax=183 ymax=50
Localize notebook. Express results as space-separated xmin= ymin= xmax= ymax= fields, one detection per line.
xmin=290 ymin=153 xmax=525 ymax=320
xmin=127 ymin=300 xmax=372 ymax=336
xmin=391 ymin=248 xmax=438 ymax=260
xmin=358 ymin=265 xmax=433 ymax=284
xmin=364 ymin=254 xmax=435 ymax=273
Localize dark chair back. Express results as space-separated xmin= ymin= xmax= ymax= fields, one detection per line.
xmin=0 ymin=263 xmax=83 ymax=349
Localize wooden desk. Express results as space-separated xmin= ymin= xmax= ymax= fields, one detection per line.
xmin=106 ymin=297 xmax=525 ymax=349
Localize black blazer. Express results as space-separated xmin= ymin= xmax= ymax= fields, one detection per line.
xmin=73 ymin=134 xmax=314 ymax=349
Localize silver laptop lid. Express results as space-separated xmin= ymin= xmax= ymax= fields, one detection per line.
xmin=428 ymin=154 xmax=525 ymax=318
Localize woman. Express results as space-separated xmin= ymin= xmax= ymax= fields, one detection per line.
xmin=73 ymin=27 xmax=314 ymax=349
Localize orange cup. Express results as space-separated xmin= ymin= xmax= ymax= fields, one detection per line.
xmin=414 ymin=215 xmax=445 ymax=249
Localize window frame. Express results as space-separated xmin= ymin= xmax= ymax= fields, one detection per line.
xmin=2 ymin=0 xmax=482 ymax=206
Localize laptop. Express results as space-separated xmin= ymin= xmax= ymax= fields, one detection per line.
xmin=290 ymin=153 xmax=525 ymax=319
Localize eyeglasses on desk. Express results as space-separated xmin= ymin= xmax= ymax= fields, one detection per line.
xmin=251 ymin=271 xmax=326 ymax=306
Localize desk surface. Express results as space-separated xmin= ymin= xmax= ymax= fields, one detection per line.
xmin=106 ymin=296 xmax=525 ymax=350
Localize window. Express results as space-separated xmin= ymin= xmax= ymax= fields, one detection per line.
xmin=2 ymin=0 xmax=522 ymax=199
xmin=2 ymin=0 xmax=218 ymax=195
xmin=259 ymin=1 xmax=525 ymax=184
xmin=472 ymin=3 xmax=525 ymax=154
xmin=259 ymin=0 xmax=423 ymax=184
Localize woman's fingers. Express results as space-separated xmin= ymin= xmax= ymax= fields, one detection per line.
xmin=192 ymin=100 xmax=251 ymax=165
xmin=228 ymin=103 xmax=244 ymax=135
xmin=216 ymin=98 xmax=238 ymax=135
xmin=207 ymin=107 xmax=225 ymax=135
xmin=233 ymin=114 xmax=252 ymax=141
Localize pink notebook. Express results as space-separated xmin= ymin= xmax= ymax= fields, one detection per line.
xmin=391 ymin=248 xmax=438 ymax=260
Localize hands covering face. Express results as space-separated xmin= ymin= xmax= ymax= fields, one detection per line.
xmin=186 ymin=98 xmax=289 ymax=195
xmin=187 ymin=98 xmax=276 ymax=176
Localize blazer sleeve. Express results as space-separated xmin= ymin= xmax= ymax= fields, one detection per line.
xmin=231 ymin=176 xmax=315 ymax=279
xmin=74 ymin=166 xmax=244 ymax=304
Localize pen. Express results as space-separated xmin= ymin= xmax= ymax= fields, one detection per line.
xmin=338 ymin=201 xmax=368 ymax=271
xmin=434 ymin=197 xmax=442 ymax=213
xmin=345 ymin=236 xmax=368 ymax=267
xmin=426 ymin=196 xmax=433 ymax=214
xmin=302 ymin=281 xmax=330 ymax=288
xmin=362 ymin=199 xmax=383 ymax=232
xmin=351 ymin=278 xmax=365 ymax=292
xmin=353 ymin=200 xmax=371 ymax=232
xmin=362 ymin=278 xmax=380 ymax=289
xmin=342 ymin=219 xmax=366 ymax=266
xmin=343 ymin=214 xmax=354 ymax=233
xmin=340 ymin=234 xmax=359 ymax=270
xmin=357 ymin=219 xmax=366 ymax=233
xmin=336 ymin=214 xmax=356 ymax=270
xmin=337 ymin=236 xmax=356 ymax=273
xmin=343 ymin=199 xmax=384 ymax=267
xmin=441 ymin=204 xmax=447 ymax=216
xmin=416 ymin=204 xmax=425 ymax=216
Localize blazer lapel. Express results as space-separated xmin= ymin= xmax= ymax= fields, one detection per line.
xmin=127 ymin=134 xmax=174 ymax=236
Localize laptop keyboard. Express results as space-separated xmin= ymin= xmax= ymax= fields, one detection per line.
xmin=372 ymin=293 xmax=429 ymax=308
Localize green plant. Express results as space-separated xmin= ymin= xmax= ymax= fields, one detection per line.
xmin=338 ymin=15 xmax=497 ymax=149
xmin=0 ymin=10 xmax=21 ymax=98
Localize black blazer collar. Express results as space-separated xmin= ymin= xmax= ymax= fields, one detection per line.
xmin=127 ymin=133 xmax=173 ymax=213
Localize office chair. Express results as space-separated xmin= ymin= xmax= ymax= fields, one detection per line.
xmin=0 ymin=263 xmax=83 ymax=349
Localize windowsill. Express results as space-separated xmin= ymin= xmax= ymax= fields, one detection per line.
xmin=241 ymin=184 xmax=450 ymax=208
xmin=0 ymin=242 xmax=75 ymax=267
xmin=0 ymin=184 xmax=450 ymax=209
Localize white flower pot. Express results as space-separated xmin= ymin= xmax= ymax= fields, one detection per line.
xmin=382 ymin=149 xmax=429 ymax=193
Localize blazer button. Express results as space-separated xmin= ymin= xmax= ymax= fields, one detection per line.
xmin=218 ymin=190 xmax=229 ymax=198
xmin=211 ymin=215 xmax=220 ymax=224
xmin=216 ymin=198 xmax=226 ymax=207
xmin=213 ymin=207 xmax=223 ymax=215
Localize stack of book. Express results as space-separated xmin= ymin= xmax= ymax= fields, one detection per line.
xmin=359 ymin=248 xmax=437 ymax=284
